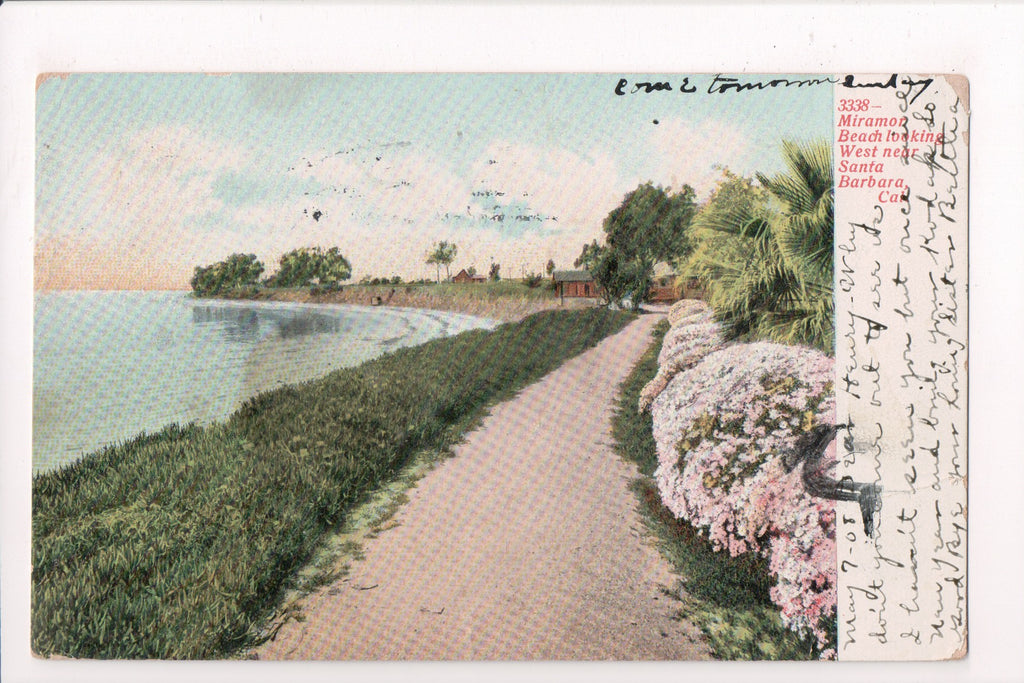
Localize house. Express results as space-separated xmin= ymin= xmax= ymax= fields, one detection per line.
xmin=645 ymin=262 xmax=676 ymax=303
xmin=647 ymin=284 xmax=680 ymax=304
xmin=676 ymin=274 xmax=706 ymax=300
xmin=648 ymin=276 xmax=705 ymax=303
xmin=452 ymin=268 xmax=487 ymax=284
xmin=552 ymin=270 xmax=600 ymax=299
xmin=648 ymin=263 xmax=705 ymax=303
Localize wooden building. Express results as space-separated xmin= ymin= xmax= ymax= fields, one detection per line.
xmin=552 ymin=270 xmax=600 ymax=299
xmin=649 ymin=261 xmax=706 ymax=303
xmin=647 ymin=284 xmax=681 ymax=304
xmin=451 ymin=268 xmax=487 ymax=284
xmin=677 ymin=275 xmax=706 ymax=300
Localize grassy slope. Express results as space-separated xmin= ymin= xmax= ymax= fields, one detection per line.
xmin=32 ymin=308 xmax=633 ymax=659
xmin=611 ymin=319 xmax=820 ymax=660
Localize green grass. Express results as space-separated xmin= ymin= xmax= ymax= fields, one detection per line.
xmin=611 ymin=319 xmax=820 ymax=660
xmin=32 ymin=308 xmax=633 ymax=659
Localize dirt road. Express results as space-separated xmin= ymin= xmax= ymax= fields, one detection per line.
xmin=257 ymin=313 xmax=710 ymax=660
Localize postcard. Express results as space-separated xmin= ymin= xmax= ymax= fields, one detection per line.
xmin=27 ymin=72 xmax=967 ymax=664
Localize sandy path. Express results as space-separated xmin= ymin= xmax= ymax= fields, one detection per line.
xmin=257 ymin=313 xmax=710 ymax=660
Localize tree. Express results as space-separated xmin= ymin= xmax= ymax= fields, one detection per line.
xmin=273 ymin=246 xmax=351 ymax=288
xmin=574 ymin=240 xmax=628 ymax=307
xmin=602 ymin=182 xmax=697 ymax=310
xmin=577 ymin=183 xmax=697 ymax=310
xmin=426 ymin=240 xmax=458 ymax=282
xmin=545 ymin=259 xmax=556 ymax=276
xmin=317 ymin=247 xmax=353 ymax=286
xmin=683 ymin=142 xmax=834 ymax=351
xmin=488 ymin=261 xmax=501 ymax=281
xmin=190 ymin=253 xmax=264 ymax=295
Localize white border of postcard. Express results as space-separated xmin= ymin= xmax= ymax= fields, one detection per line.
xmin=3 ymin=3 xmax=1023 ymax=682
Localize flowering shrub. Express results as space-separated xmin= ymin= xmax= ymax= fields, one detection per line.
xmin=665 ymin=299 xmax=711 ymax=329
xmin=638 ymin=301 xmax=725 ymax=413
xmin=650 ymin=333 xmax=837 ymax=654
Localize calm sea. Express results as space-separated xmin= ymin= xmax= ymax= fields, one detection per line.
xmin=33 ymin=290 xmax=497 ymax=473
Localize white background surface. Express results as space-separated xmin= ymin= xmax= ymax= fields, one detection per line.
xmin=3 ymin=2 xmax=1022 ymax=682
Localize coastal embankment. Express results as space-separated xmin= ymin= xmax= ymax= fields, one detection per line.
xmin=218 ymin=281 xmax=595 ymax=323
xmin=32 ymin=308 xmax=632 ymax=659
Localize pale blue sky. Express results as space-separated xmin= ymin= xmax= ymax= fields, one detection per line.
xmin=36 ymin=73 xmax=832 ymax=288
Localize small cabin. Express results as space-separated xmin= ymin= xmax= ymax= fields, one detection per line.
xmin=647 ymin=284 xmax=680 ymax=304
xmin=677 ymin=275 xmax=706 ymax=300
xmin=649 ymin=262 xmax=705 ymax=303
xmin=452 ymin=268 xmax=487 ymax=284
xmin=647 ymin=277 xmax=705 ymax=303
xmin=552 ymin=270 xmax=600 ymax=299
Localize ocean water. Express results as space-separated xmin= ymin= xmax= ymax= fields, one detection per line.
xmin=33 ymin=291 xmax=497 ymax=473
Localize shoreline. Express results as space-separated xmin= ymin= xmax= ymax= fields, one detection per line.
xmin=32 ymin=291 xmax=501 ymax=475
xmin=32 ymin=308 xmax=635 ymax=659
xmin=204 ymin=282 xmax=599 ymax=323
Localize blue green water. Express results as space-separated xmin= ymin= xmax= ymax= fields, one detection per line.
xmin=33 ymin=291 xmax=497 ymax=473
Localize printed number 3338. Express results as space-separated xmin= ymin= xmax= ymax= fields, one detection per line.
xmin=838 ymin=99 xmax=871 ymax=112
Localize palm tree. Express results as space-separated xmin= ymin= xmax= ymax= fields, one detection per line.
xmin=686 ymin=142 xmax=834 ymax=351
xmin=756 ymin=140 xmax=834 ymax=350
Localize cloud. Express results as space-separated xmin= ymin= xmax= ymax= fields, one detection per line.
xmin=642 ymin=118 xmax=756 ymax=199
xmin=211 ymin=168 xmax=320 ymax=207
xmin=469 ymin=141 xmax=622 ymax=230
xmin=36 ymin=124 xmax=258 ymax=288
xmin=37 ymin=125 xmax=628 ymax=287
xmin=38 ymin=124 xmax=248 ymax=241
xmin=293 ymin=144 xmax=469 ymax=225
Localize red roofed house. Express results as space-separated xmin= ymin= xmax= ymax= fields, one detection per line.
xmin=552 ymin=270 xmax=601 ymax=301
xmin=452 ymin=268 xmax=487 ymax=284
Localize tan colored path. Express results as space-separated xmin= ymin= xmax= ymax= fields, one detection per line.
xmin=257 ymin=313 xmax=710 ymax=660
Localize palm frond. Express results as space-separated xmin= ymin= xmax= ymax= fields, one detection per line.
xmin=688 ymin=140 xmax=835 ymax=352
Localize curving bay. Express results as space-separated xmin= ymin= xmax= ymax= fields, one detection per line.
xmin=33 ymin=290 xmax=496 ymax=473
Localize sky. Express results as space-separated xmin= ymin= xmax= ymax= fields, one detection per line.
xmin=35 ymin=73 xmax=832 ymax=289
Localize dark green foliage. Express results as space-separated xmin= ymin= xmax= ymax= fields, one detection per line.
xmin=611 ymin=319 xmax=818 ymax=660
xmin=425 ymin=240 xmax=458 ymax=282
xmin=270 ymin=246 xmax=352 ymax=288
xmin=578 ymin=182 xmax=697 ymax=310
xmin=522 ymin=272 xmax=544 ymax=288
xmin=32 ymin=309 xmax=632 ymax=659
xmin=190 ymin=254 xmax=264 ymax=296
xmin=359 ymin=275 xmax=403 ymax=286
xmin=575 ymin=240 xmax=625 ymax=306
xmin=684 ymin=143 xmax=834 ymax=352
xmin=605 ymin=182 xmax=697 ymax=267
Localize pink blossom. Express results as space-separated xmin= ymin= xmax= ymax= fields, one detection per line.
xmin=649 ymin=308 xmax=837 ymax=655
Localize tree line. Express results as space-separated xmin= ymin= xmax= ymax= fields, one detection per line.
xmin=191 ymin=246 xmax=352 ymax=295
